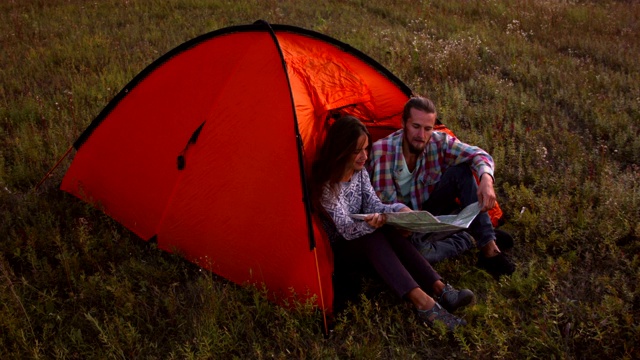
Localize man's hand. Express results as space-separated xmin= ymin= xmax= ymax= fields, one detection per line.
xmin=364 ymin=213 xmax=387 ymax=228
xmin=477 ymin=173 xmax=497 ymax=212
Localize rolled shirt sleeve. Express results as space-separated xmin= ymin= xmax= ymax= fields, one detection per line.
xmin=440 ymin=132 xmax=495 ymax=180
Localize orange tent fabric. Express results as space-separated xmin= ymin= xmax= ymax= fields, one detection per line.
xmin=61 ymin=21 xmax=503 ymax=322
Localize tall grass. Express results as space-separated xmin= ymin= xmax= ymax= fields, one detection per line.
xmin=1 ymin=0 xmax=638 ymax=358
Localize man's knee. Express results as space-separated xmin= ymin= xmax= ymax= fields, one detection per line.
xmin=442 ymin=163 xmax=474 ymax=182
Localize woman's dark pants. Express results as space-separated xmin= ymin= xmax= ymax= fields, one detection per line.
xmin=332 ymin=227 xmax=442 ymax=311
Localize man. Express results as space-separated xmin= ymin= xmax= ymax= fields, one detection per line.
xmin=367 ymin=96 xmax=515 ymax=278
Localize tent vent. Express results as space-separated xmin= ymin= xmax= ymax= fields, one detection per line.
xmin=177 ymin=155 xmax=186 ymax=170
xmin=177 ymin=121 xmax=206 ymax=170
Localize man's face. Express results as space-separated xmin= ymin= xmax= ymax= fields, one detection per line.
xmin=403 ymin=108 xmax=436 ymax=154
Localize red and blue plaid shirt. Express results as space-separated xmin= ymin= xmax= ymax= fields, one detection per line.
xmin=367 ymin=129 xmax=494 ymax=210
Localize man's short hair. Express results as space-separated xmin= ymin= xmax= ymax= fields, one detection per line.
xmin=402 ymin=97 xmax=437 ymax=123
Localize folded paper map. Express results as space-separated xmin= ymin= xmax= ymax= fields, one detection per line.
xmin=349 ymin=202 xmax=481 ymax=233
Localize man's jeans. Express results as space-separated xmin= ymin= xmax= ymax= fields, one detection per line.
xmin=421 ymin=163 xmax=496 ymax=250
xmin=411 ymin=231 xmax=474 ymax=263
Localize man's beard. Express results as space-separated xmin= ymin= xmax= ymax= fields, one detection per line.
xmin=406 ymin=139 xmax=425 ymax=155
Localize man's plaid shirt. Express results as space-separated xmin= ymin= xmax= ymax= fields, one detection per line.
xmin=367 ymin=129 xmax=495 ymax=210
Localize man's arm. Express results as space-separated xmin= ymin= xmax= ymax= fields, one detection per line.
xmin=439 ymin=133 xmax=496 ymax=211
xmin=477 ymin=172 xmax=496 ymax=212
xmin=440 ymin=132 xmax=495 ymax=181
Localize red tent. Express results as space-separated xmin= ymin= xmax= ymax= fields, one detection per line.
xmin=60 ymin=21 xmax=412 ymax=325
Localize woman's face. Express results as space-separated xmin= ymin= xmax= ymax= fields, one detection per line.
xmin=348 ymin=134 xmax=369 ymax=173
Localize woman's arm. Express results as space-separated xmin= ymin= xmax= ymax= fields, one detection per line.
xmin=320 ymin=185 xmax=377 ymax=240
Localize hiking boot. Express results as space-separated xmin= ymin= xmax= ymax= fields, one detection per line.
xmin=437 ymin=284 xmax=474 ymax=313
xmin=494 ymin=229 xmax=514 ymax=251
xmin=477 ymin=251 xmax=516 ymax=279
xmin=416 ymin=303 xmax=466 ymax=332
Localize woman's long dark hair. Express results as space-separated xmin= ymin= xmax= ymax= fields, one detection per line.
xmin=309 ymin=116 xmax=371 ymax=216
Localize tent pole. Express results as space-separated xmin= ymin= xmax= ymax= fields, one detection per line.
xmin=256 ymin=19 xmax=317 ymax=250
xmin=313 ymin=248 xmax=329 ymax=335
xmin=34 ymin=145 xmax=73 ymax=191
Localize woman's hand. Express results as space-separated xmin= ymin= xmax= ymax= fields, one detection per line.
xmin=364 ymin=213 xmax=387 ymax=228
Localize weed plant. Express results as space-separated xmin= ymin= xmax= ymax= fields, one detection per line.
xmin=1 ymin=0 xmax=638 ymax=359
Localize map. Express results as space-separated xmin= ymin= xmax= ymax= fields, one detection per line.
xmin=349 ymin=202 xmax=481 ymax=233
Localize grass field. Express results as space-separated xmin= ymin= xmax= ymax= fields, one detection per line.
xmin=1 ymin=0 xmax=639 ymax=359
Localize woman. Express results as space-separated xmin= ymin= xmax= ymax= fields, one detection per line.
xmin=310 ymin=116 xmax=474 ymax=331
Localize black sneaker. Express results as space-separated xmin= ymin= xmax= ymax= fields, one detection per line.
xmin=477 ymin=251 xmax=516 ymax=279
xmin=494 ymin=229 xmax=514 ymax=251
xmin=437 ymin=284 xmax=475 ymax=313
xmin=416 ymin=303 xmax=466 ymax=332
